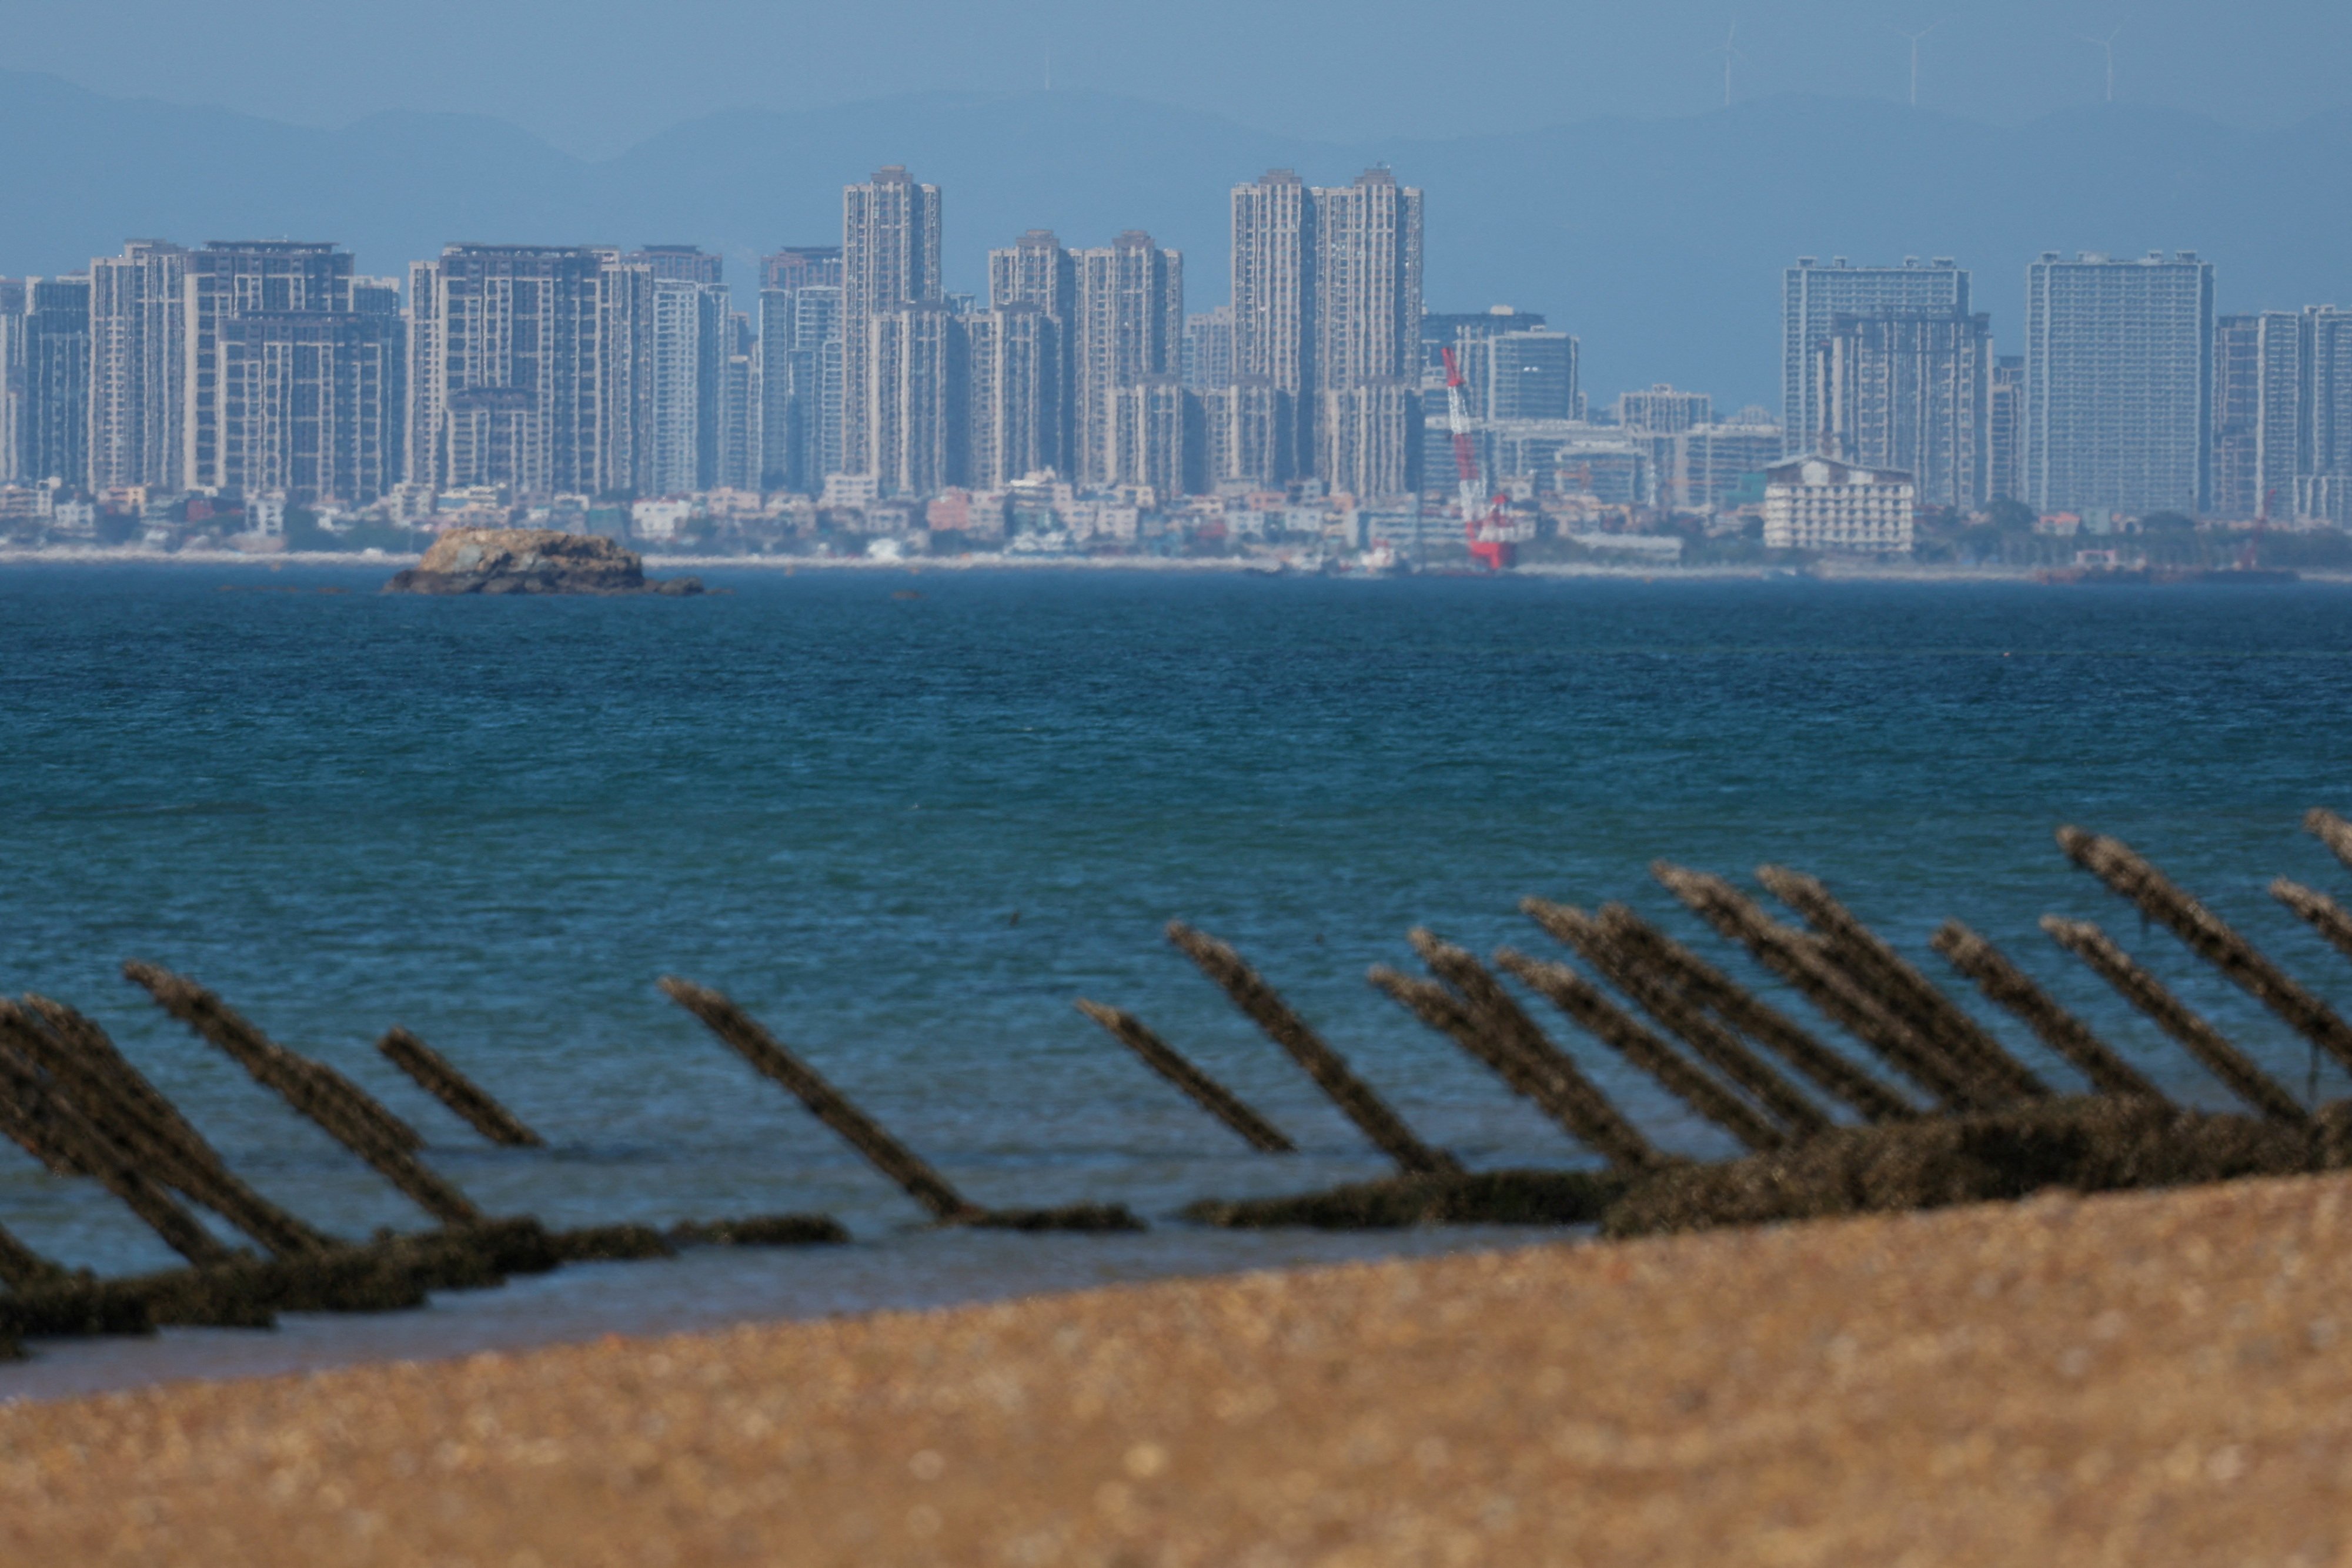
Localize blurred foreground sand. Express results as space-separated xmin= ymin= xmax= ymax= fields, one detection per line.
xmin=4 ymin=1170 xmax=2350 ymax=1565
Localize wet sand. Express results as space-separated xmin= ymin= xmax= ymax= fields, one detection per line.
xmin=4 ymin=1170 xmax=2349 ymax=1565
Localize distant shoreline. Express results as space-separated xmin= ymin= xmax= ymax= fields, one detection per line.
xmin=2 ymin=547 xmax=2344 ymax=586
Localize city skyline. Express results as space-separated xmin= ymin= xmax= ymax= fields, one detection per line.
xmin=6 ymin=155 xmax=2352 ymax=537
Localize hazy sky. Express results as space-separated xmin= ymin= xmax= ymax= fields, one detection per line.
xmin=0 ymin=0 xmax=2344 ymax=156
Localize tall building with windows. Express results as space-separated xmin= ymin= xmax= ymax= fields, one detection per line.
xmin=1074 ymin=232 xmax=1181 ymax=486
xmin=1229 ymin=169 xmax=1313 ymax=482
xmin=987 ymin=230 xmax=1076 ymax=474
xmin=1484 ymin=327 xmax=1578 ymax=421
xmin=0 ymin=279 xmax=25 ymax=482
xmin=89 ymin=240 xmax=187 ymax=492
xmin=963 ymin=302 xmax=1061 ymax=490
xmin=647 ymin=278 xmax=725 ymax=494
xmin=2209 ymin=305 xmax=2352 ymax=525
xmin=760 ymin=281 xmax=840 ymax=492
xmin=2213 ymin=310 xmax=2308 ymax=522
xmin=1616 ymin=383 xmax=1712 ymax=434
xmin=763 ymin=246 xmax=841 ymax=294
xmin=840 ymin=167 xmax=943 ymax=484
xmin=408 ymin=245 xmax=609 ymax=496
xmin=2307 ymin=306 xmax=2352 ymax=524
xmin=864 ymin=299 xmax=958 ymax=497
xmin=184 ymin=242 xmax=356 ymax=492
xmin=1311 ymin=169 xmax=1421 ymax=498
xmin=1182 ymin=306 xmax=1234 ymax=392
xmin=717 ymin=310 xmax=759 ymax=492
xmin=215 ymin=285 xmax=405 ymax=504
xmin=2023 ymin=250 xmax=2214 ymax=516
xmin=630 ymin=246 xmax=722 ymax=285
xmin=1816 ymin=308 xmax=1991 ymax=509
xmin=1782 ymin=256 xmax=1969 ymax=455
xmin=19 ymin=276 xmax=91 ymax=487
xmin=1988 ymin=356 xmax=2024 ymax=502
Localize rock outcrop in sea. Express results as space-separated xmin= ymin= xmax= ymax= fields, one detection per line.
xmin=383 ymin=530 xmax=703 ymax=596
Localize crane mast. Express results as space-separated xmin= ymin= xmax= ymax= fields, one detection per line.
xmin=1439 ymin=344 xmax=1519 ymax=570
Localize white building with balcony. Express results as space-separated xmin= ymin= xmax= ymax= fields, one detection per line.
xmin=1762 ymin=454 xmax=1914 ymax=553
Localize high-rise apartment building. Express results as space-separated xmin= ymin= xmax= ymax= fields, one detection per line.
xmin=1484 ymin=328 xmax=1578 ymax=422
xmin=987 ymin=230 xmax=1077 ymax=474
xmin=1311 ymin=170 xmax=1421 ymax=499
xmin=2307 ymin=307 xmax=2352 ymax=524
xmin=963 ymin=302 xmax=1061 ymax=490
xmin=760 ymin=282 xmax=841 ymax=492
xmin=1988 ymin=356 xmax=2024 ymax=502
xmin=214 ymin=283 xmax=405 ymax=504
xmin=89 ymin=240 xmax=187 ymax=491
xmin=647 ymin=278 xmax=726 ymax=495
xmin=1229 ymin=169 xmax=1314 ymax=482
xmin=2210 ymin=305 xmax=2352 ymax=525
xmin=2023 ymin=250 xmax=2214 ymax=516
xmin=717 ymin=310 xmax=759 ymax=492
xmin=2213 ymin=312 xmax=2302 ymax=521
xmin=1110 ymin=376 xmax=1187 ymax=499
xmin=1816 ymin=308 xmax=1992 ymax=509
xmin=19 ymin=277 xmax=91 ymax=487
xmin=841 ymin=167 xmax=943 ymax=486
xmin=1782 ymin=256 xmax=1969 ymax=455
xmin=0 ymin=279 xmax=25 ymax=482
xmin=763 ymin=247 xmax=842 ymax=294
xmin=1182 ymin=307 xmax=1234 ymax=392
xmin=864 ymin=300 xmax=958 ymax=498
xmin=1074 ymin=232 xmax=1181 ymax=486
xmin=184 ymin=242 xmax=355 ymax=492
xmin=408 ymin=245 xmax=610 ymax=496
xmin=631 ymin=246 xmax=723 ymax=286
xmin=1616 ymin=384 xmax=1712 ymax=434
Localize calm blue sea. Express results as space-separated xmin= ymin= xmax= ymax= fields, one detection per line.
xmin=4 ymin=563 xmax=2350 ymax=1395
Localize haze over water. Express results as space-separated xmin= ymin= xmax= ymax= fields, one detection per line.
xmin=4 ymin=564 xmax=2350 ymax=1394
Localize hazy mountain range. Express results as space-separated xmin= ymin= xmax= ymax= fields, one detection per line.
xmin=0 ymin=69 xmax=2344 ymax=407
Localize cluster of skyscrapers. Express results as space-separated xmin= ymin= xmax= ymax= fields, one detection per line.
xmin=3 ymin=177 xmax=2347 ymax=536
xmin=1783 ymin=252 xmax=2352 ymax=524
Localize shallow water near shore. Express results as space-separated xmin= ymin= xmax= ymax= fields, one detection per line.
xmin=3 ymin=564 xmax=2350 ymax=1395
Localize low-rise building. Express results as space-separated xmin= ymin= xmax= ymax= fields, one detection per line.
xmin=1761 ymin=454 xmax=1913 ymax=553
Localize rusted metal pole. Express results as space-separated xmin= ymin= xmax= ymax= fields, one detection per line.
xmin=1489 ymin=949 xmax=1782 ymax=1154
xmin=1073 ymin=999 xmax=1296 ymax=1154
xmin=6 ymin=1000 xmax=332 ymax=1258
xmin=1590 ymin=905 xmax=1917 ymax=1122
xmin=0 ymin=1038 xmax=237 ymax=1268
xmin=2270 ymin=878 xmax=2352 ymax=968
xmin=1519 ymin=901 xmax=1830 ymax=1138
xmin=2056 ymin=826 xmax=2352 ymax=1074
xmin=376 ymin=1029 xmax=544 ymax=1148
xmin=2041 ymin=916 xmax=2306 ymax=1124
xmin=1167 ymin=922 xmax=1461 ymax=1176
xmin=0 ymin=1222 xmax=69 ymax=1291
xmin=2308 ymin=808 xmax=2352 ymax=874
xmin=0 ymin=1070 xmax=85 ymax=1176
xmin=660 ymin=977 xmax=983 ymax=1222
xmin=1651 ymin=863 xmax=1984 ymax=1110
xmin=1755 ymin=866 xmax=2049 ymax=1103
xmin=124 ymin=964 xmax=480 ymax=1226
xmin=1929 ymin=921 xmax=2164 ymax=1102
xmin=1405 ymin=930 xmax=1662 ymax=1166
xmin=122 ymin=962 xmax=423 ymax=1154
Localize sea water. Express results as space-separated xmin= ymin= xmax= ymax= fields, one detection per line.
xmin=3 ymin=563 xmax=2348 ymax=1396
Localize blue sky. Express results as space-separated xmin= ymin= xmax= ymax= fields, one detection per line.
xmin=0 ymin=0 xmax=2343 ymax=156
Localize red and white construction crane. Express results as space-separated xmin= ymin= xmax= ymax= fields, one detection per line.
xmin=1440 ymin=345 xmax=1529 ymax=570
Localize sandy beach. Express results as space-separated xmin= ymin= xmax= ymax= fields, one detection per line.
xmin=3 ymin=1168 xmax=2347 ymax=1565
